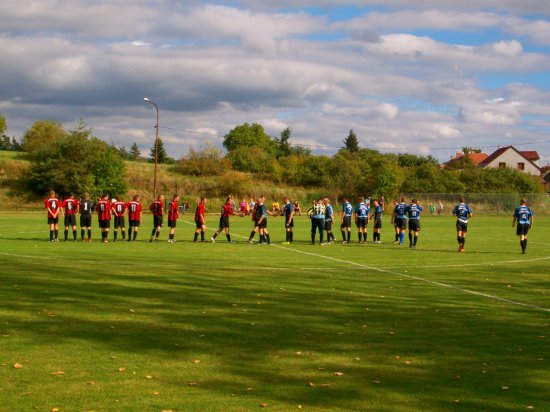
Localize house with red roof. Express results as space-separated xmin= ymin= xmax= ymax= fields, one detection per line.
xmin=478 ymin=146 xmax=541 ymax=176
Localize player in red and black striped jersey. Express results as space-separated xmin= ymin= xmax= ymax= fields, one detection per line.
xmin=193 ymin=197 xmax=207 ymax=242
xmin=61 ymin=193 xmax=78 ymax=241
xmin=149 ymin=194 xmax=164 ymax=242
xmin=97 ymin=194 xmax=112 ymax=243
xmin=45 ymin=190 xmax=60 ymax=242
xmin=126 ymin=195 xmax=142 ymax=241
xmin=211 ymin=196 xmax=238 ymax=243
xmin=167 ymin=194 xmax=180 ymax=243
xmin=111 ymin=196 xmax=127 ymax=241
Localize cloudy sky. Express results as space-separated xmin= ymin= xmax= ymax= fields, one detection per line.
xmin=1 ymin=1 xmax=549 ymax=163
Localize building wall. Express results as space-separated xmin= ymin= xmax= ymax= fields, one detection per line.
xmin=484 ymin=148 xmax=540 ymax=176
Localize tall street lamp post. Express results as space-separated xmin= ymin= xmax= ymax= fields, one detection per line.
xmin=143 ymin=97 xmax=159 ymax=198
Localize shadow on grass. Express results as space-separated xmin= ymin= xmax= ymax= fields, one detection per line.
xmin=1 ymin=255 xmax=548 ymax=411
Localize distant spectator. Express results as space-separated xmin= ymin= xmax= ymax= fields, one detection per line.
xmin=437 ymin=201 xmax=443 ymax=216
xmin=429 ymin=202 xmax=435 ymax=216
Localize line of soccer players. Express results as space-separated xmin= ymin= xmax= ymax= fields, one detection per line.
xmin=45 ymin=190 xmax=535 ymax=253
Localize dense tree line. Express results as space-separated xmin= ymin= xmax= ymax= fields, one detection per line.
xmin=177 ymin=122 xmax=541 ymax=197
xmin=1 ymin=112 xmax=541 ymax=198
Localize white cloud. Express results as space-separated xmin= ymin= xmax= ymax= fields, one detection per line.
xmin=0 ymin=2 xmax=548 ymax=162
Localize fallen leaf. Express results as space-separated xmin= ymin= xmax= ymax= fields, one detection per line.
xmin=161 ymin=410 xmax=173 ymax=412
xmin=50 ymin=371 xmax=64 ymax=376
xmin=129 ymin=309 xmax=135 ymax=313
xmin=372 ymin=380 xmax=380 ymax=384
xmin=501 ymin=386 xmax=509 ymax=390
xmin=153 ymin=391 xmax=160 ymax=396
xmin=405 ymin=361 xmax=411 ymax=365
xmin=188 ymin=382 xmax=197 ymax=386
xmin=454 ymin=400 xmax=461 ymax=404
xmin=13 ymin=363 xmax=23 ymax=369
xmin=295 ymin=352 xmax=302 ymax=355
xmin=334 ymin=372 xmax=344 ymax=376
xmin=117 ymin=368 xmax=125 ymax=372
xmin=319 ymin=383 xmax=330 ymax=387
xmin=318 ymin=367 xmax=325 ymax=371
xmin=260 ymin=403 xmax=268 ymax=408
xmin=110 ymin=356 xmax=118 ymax=359
xmin=145 ymin=375 xmax=153 ymax=380
xmin=87 ymin=381 xmax=96 ymax=385
xmin=51 ymin=408 xmax=60 ymax=412
xmin=192 ymin=359 xmax=201 ymax=364
xmin=308 ymin=382 xmax=316 ymax=387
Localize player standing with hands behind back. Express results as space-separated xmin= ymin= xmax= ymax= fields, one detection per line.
xmin=45 ymin=190 xmax=60 ymax=242
xmin=513 ymin=199 xmax=534 ymax=254
xmin=149 ymin=194 xmax=164 ymax=242
xmin=452 ymin=197 xmax=472 ymax=252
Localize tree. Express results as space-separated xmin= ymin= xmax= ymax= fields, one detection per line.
xmin=149 ymin=138 xmax=170 ymax=164
xmin=223 ymin=123 xmax=277 ymax=156
xmin=343 ymin=129 xmax=360 ymax=153
xmin=22 ymin=120 xmax=67 ymax=153
xmin=25 ymin=121 xmax=126 ymax=197
xmin=129 ymin=142 xmax=141 ymax=161
xmin=0 ymin=113 xmax=6 ymax=137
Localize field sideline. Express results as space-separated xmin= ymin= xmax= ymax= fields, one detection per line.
xmin=0 ymin=212 xmax=548 ymax=411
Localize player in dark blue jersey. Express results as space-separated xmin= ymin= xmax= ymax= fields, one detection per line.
xmin=340 ymin=197 xmax=353 ymax=244
xmin=282 ymin=196 xmax=295 ymax=244
xmin=248 ymin=195 xmax=272 ymax=244
xmin=406 ymin=199 xmax=423 ymax=249
xmin=512 ymin=199 xmax=534 ymax=254
xmin=371 ymin=199 xmax=383 ymax=243
xmin=324 ymin=198 xmax=335 ymax=244
xmin=452 ymin=198 xmax=473 ymax=252
xmin=354 ymin=197 xmax=370 ymax=244
xmin=392 ymin=197 xmax=407 ymax=245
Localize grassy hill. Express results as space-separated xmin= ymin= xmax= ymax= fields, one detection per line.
xmin=0 ymin=151 xmax=312 ymax=212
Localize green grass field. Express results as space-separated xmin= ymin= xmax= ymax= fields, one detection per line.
xmin=0 ymin=212 xmax=548 ymax=412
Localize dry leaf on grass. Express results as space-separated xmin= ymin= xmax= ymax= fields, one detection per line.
xmin=146 ymin=375 xmax=153 ymax=380
xmin=334 ymin=372 xmax=344 ymax=376
xmin=260 ymin=403 xmax=268 ymax=408
xmin=13 ymin=363 xmax=23 ymax=369
xmin=192 ymin=359 xmax=201 ymax=364
xmin=117 ymin=368 xmax=125 ymax=372
xmin=188 ymin=382 xmax=197 ymax=386
xmin=308 ymin=382 xmax=316 ymax=387
xmin=50 ymin=371 xmax=64 ymax=376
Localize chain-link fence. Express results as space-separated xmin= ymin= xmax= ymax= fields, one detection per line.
xmin=402 ymin=193 xmax=549 ymax=216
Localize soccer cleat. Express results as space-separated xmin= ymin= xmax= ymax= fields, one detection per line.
xmin=82 ymin=238 xmax=85 ymax=242
xmin=282 ymin=242 xmax=290 ymax=245
xmin=320 ymin=243 xmax=325 ymax=246
xmin=210 ymin=237 xmax=215 ymax=243
xmin=393 ymin=240 xmax=399 ymax=244
xmin=88 ymin=238 xmax=92 ymax=243
xmin=248 ymin=239 xmax=253 ymax=244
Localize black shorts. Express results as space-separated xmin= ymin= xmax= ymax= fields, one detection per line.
xmin=114 ymin=216 xmax=125 ymax=228
xmin=99 ymin=219 xmax=111 ymax=229
xmin=456 ymin=221 xmax=468 ymax=233
xmin=356 ymin=218 xmax=368 ymax=229
xmin=80 ymin=214 xmax=92 ymax=228
xmin=516 ymin=223 xmax=530 ymax=236
xmin=153 ymin=215 xmax=163 ymax=228
xmin=64 ymin=215 xmax=76 ymax=227
xmin=219 ymin=216 xmax=230 ymax=229
xmin=285 ymin=218 xmax=294 ymax=228
xmin=129 ymin=219 xmax=140 ymax=227
xmin=395 ymin=217 xmax=407 ymax=230
xmin=195 ymin=220 xmax=204 ymax=229
xmin=324 ymin=220 xmax=332 ymax=231
xmin=48 ymin=216 xmax=59 ymax=225
xmin=168 ymin=219 xmax=177 ymax=228
xmin=256 ymin=219 xmax=267 ymax=229
xmin=374 ymin=219 xmax=382 ymax=229
xmin=341 ymin=216 xmax=352 ymax=228
xmin=408 ymin=219 xmax=421 ymax=232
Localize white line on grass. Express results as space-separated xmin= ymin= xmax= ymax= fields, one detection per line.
xmin=270 ymin=243 xmax=550 ymax=313
xmin=182 ymin=219 xmax=550 ymax=313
